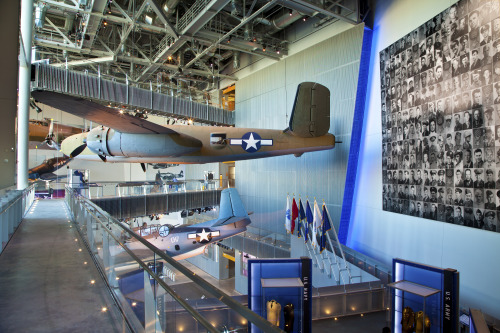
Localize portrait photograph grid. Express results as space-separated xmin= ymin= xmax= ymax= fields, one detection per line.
xmin=380 ymin=0 xmax=500 ymax=232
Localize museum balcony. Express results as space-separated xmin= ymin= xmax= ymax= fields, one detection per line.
xmin=1 ymin=183 xmax=392 ymax=331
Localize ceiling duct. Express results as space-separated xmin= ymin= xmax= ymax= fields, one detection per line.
xmin=231 ymin=0 xmax=243 ymax=17
xmin=233 ymin=51 xmax=240 ymax=69
xmin=281 ymin=1 xmax=317 ymax=16
xmin=163 ymin=0 xmax=181 ymax=17
xmin=177 ymin=49 xmax=185 ymax=67
xmin=64 ymin=14 xmax=75 ymax=33
xmin=34 ymin=3 xmax=48 ymax=29
xmin=266 ymin=9 xmax=304 ymax=35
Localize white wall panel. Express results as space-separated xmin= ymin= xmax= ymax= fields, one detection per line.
xmin=235 ymin=24 xmax=365 ymax=245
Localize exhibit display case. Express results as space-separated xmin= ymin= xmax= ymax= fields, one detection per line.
xmin=390 ymin=258 xmax=459 ymax=333
xmin=261 ymin=277 xmax=304 ymax=333
xmin=248 ymin=258 xmax=312 ymax=333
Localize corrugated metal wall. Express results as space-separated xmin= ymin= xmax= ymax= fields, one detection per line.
xmin=235 ymin=24 xmax=365 ymax=235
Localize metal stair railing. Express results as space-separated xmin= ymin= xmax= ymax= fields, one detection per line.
xmin=300 ymin=224 xmax=346 ymax=286
xmin=299 ymin=225 xmax=324 ymax=271
xmin=324 ymin=208 xmax=362 ymax=284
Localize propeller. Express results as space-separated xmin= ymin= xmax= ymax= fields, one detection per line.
xmin=44 ymin=119 xmax=57 ymax=149
xmin=70 ymin=144 xmax=87 ymax=158
xmin=70 ymin=142 xmax=107 ymax=162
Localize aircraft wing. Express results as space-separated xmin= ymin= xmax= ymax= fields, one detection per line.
xmin=39 ymin=173 xmax=67 ymax=181
xmin=31 ymin=91 xmax=175 ymax=134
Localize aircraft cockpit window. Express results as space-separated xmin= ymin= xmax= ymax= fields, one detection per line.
xmin=210 ymin=133 xmax=227 ymax=145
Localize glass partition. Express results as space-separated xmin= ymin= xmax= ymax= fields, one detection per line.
xmin=66 ymin=186 xmax=283 ymax=333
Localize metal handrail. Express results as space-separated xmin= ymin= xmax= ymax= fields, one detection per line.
xmin=0 ymin=185 xmax=35 ymax=216
xmin=76 ymin=198 xmax=219 ymax=333
xmin=67 ymin=186 xmax=284 ymax=333
xmin=325 ymin=207 xmax=353 ymax=283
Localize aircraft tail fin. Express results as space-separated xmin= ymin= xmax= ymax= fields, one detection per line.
xmin=288 ymin=82 xmax=330 ymax=137
xmin=217 ymin=188 xmax=248 ymax=220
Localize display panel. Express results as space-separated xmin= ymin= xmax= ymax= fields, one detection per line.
xmin=380 ymin=0 xmax=500 ymax=233
xmin=391 ymin=258 xmax=459 ymax=333
xmin=247 ymin=258 xmax=312 ymax=333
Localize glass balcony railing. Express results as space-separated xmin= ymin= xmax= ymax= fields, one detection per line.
xmin=65 ymin=186 xmax=284 ymax=333
xmin=0 ymin=185 xmax=35 ymax=255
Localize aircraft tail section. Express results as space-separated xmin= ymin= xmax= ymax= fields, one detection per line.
xmin=288 ymin=82 xmax=330 ymax=137
xmin=214 ymin=188 xmax=248 ymax=225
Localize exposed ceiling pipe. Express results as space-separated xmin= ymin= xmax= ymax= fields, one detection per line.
xmin=163 ymin=0 xmax=182 ymax=17
xmin=34 ymin=3 xmax=48 ymax=29
xmin=280 ymin=0 xmax=317 ymax=16
xmin=233 ymin=51 xmax=240 ymax=69
xmin=254 ymin=18 xmax=271 ymax=26
xmin=231 ymin=0 xmax=243 ymax=16
xmin=263 ymin=9 xmax=304 ymax=35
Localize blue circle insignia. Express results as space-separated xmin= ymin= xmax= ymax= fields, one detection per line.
xmin=241 ymin=132 xmax=262 ymax=153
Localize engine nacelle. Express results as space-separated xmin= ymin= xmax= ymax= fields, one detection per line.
xmin=86 ymin=126 xmax=202 ymax=158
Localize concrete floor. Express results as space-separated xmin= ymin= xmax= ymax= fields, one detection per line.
xmin=0 ymin=199 xmax=128 ymax=333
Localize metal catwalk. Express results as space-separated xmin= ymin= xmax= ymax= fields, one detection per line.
xmin=0 ymin=199 xmax=128 ymax=332
xmin=32 ymin=63 xmax=234 ymax=125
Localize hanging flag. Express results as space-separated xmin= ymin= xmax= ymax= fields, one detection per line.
xmin=305 ymin=200 xmax=313 ymax=243
xmin=291 ymin=197 xmax=298 ymax=235
xmin=298 ymin=199 xmax=306 ymax=238
xmin=285 ymin=195 xmax=291 ymax=233
xmin=312 ymin=200 xmax=321 ymax=248
xmin=320 ymin=204 xmax=332 ymax=253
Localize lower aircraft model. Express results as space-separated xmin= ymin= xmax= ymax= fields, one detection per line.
xmin=28 ymin=155 xmax=71 ymax=181
xmin=31 ymin=82 xmax=335 ymax=165
xmin=121 ymin=188 xmax=250 ymax=260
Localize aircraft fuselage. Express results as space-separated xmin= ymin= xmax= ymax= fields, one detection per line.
xmin=128 ymin=216 xmax=250 ymax=260
xmin=62 ymin=125 xmax=335 ymax=163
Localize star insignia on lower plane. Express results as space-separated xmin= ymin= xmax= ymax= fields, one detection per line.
xmin=229 ymin=132 xmax=273 ymax=153
xmin=187 ymin=228 xmax=221 ymax=243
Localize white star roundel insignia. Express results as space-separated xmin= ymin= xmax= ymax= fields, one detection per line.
xmin=229 ymin=132 xmax=273 ymax=153
xmin=187 ymin=228 xmax=220 ymax=243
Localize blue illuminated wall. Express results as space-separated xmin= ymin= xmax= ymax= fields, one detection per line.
xmin=348 ymin=0 xmax=500 ymax=318
xmin=338 ymin=27 xmax=373 ymax=244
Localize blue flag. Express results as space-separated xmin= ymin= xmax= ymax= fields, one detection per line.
xmin=305 ymin=200 xmax=313 ymax=243
xmin=298 ymin=199 xmax=306 ymax=238
xmin=320 ymin=204 xmax=332 ymax=253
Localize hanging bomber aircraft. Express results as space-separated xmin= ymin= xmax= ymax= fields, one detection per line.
xmin=31 ymin=82 xmax=335 ymax=164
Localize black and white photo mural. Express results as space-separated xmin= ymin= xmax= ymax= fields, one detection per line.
xmin=380 ymin=0 xmax=500 ymax=232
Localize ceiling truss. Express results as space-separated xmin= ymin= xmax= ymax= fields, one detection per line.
xmin=32 ymin=0 xmax=364 ymax=103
